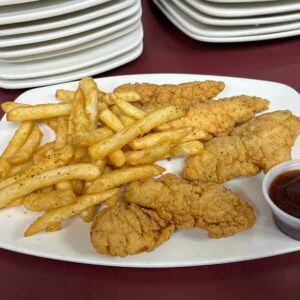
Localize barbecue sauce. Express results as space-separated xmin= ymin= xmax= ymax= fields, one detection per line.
xmin=269 ymin=170 xmax=300 ymax=218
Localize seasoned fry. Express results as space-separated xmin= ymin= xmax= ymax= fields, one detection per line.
xmin=108 ymin=149 xmax=126 ymax=168
xmin=4 ymin=197 xmax=24 ymax=208
xmin=55 ymin=89 xmax=75 ymax=103
xmin=111 ymin=105 xmax=135 ymax=126
xmin=44 ymin=118 xmax=58 ymax=132
xmin=0 ymin=163 xmax=99 ymax=208
xmin=113 ymin=96 xmax=146 ymax=119
xmin=1 ymin=102 xmax=30 ymax=113
xmin=2 ymin=122 xmax=33 ymax=158
xmin=23 ymin=189 xmax=76 ymax=211
xmin=55 ymin=181 xmax=73 ymax=191
xmin=73 ymin=146 xmax=87 ymax=162
xmin=7 ymin=103 xmax=71 ymax=121
xmin=113 ymin=91 xmax=141 ymax=102
xmin=35 ymin=141 xmax=55 ymax=156
xmin=129 ymin=128 xmax=192 ymax=150
xmin=167 ymin=141 xmax=204 ymax=158
xmin=125 ymin=143 xmax=172 ymax=165
xmin=71 ymin=180 xmax=84 ymax=195
xmin=181 ymin=128 xmax=212 ymax=143
xmin=8 ymin=126 xmax=42 ymax=165
xmin=80 ymin=77 xmax=98 ymax=130
xmin=0 ymin=145 xmax=74 ymax=190
xmin=73 ymin=89 xmax=90 ymax=132
xmin=99 ymin=109 xmax=124 ymax=132
xmin=55 ymin=117 xmax=68 ymax=149
xmin=7 ymin=160 xmax=33 ymax=177
xmin=24 ymin=188 xmax=118 ymax=236
xmin=67 ymin=127 xmax=113 ymax=147
xmin=87 ymin=165 xmax=164 ymax=194
xmin=104 ymin=192 xmax=119 ymax=207
xmin=88 ymin=106 xmax=184 ymax=159
xmin=79 ymin=206 xmax=96 ymax=223
xmin=0 ymin=157 xmax=10 ymax=180
xmin=46 ymin=223 xmax=62 ymax=232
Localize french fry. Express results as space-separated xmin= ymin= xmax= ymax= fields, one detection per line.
xmin=35 ymin=141 xmax=55 ymax=156
xmin=55 ymin=181 xmax=73 ymax=191
xmin=44 ymin=118 xmax=58 ymax=132
xmin=113 ymin=96 xmax=146 ymax=119
xmin=80 ymin=77 xmax=98 ymax=130
xmin=166 ymin=141 xmax=204 ymax=158
xmin=73 ymin=89 xmax=90 ymax=132
xmin=129 ymin=128 xmax=192 ymax=150
xmin=1 ymin=102 xmax=30 ymax=113
xmin=97 ymin=101 xmax=108 ymax=112
xmin=111 ymin=105 xmax=135 ymax=126
xmin=71 ymin=180 xmax=84 ymax=195
xmin=67 ymin=127 xmax=113 ymax=147
xmin=99 ymin=109 xmax=125 ymax=132
xmin=8 ymin=126 xmax=42 ymax=165
xmin=88 ymin=106 xmax=184 ymax=159
xmin=7 ymin=160 xmax=33 ymax=177
xmin=104 ymin=190 xmax=119 ymax=207
xmin=39 ymin=186 xmax=54 ymax=193
xmin=55 ymin=89 xmax=75 ymax=103
xmin=24 ymin=188 xmax=118 ymax=236
xmin=108 ymin=149 xmax=126 ymax=168
xmin=125 ymin=143 xmax=172 ymax=165
xmin=79 ymin=205 xmax=96 ymax=223
xmin=87 ymin=164 xmax=164 ymax=194
xmin=4 ymin=197 xmax=24 ymax=208
xmin=0 ymin=157 xmax=11 ymax=180
xmin=113 ymin=91 xmax=141 ymax=102
xmin=0 ymin=145 xmax=74 ymax=190
xmin=55 ymin=117 xmax=68 ymax=149
xmin=46 ymin=223 xmax=62 ymax=232
xmin=0 ymin=163 xmax=98 ymax=208
xmin=73 ymin=146 xmax=87 ymax=162
xmin=181 ymin=128 xmax=212 ymax=143
xmin=23 ymin=189 xmax=76 ymax=211
xmin=2 ymin=121 xmax=33 ymax=158
xmin=7 ymin=103 xmax=71 ymax=121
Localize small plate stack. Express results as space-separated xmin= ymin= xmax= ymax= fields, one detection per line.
xmin=0 ymin=0 xmax=143 ymax=89
xmin=153 ymin=0 xmax=300 ymax=43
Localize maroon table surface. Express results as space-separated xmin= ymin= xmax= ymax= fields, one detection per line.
xmin=1 ymin=1 xmax=300 ymax=300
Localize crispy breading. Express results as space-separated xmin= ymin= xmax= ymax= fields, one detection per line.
xmin=183 ymin=110 xmax=300 ymax=183
xmin=158 ymin=95 xmax=269 ymax=136
xmin=114 ymin=81 xmax=225 ymax=108
xmin=125 ymin=174 xmax=255 ymax=238
xmin=91 ymin=204 xmax=175 ymax=257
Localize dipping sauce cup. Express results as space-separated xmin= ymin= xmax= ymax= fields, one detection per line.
xmin=262 ymin=160 xmax=300 ymax=240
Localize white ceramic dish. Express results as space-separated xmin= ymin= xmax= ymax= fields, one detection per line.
xmin=0 ymin=22 xmax=140 ymax=63
xmin=185 ymin=0 xmax=300 ymax=18
xmin=176 ymin=0 xmax=300 ymax=26
xmin=0 ymin=24 xmax=143 ymax=80
xmin=0 ymin=0 xmax=38 ymax=6
xmin=206 ymin=0 xmax=277 ymax=3
xmin=168 ymin=0 xmax=300 ymax=38
xmin=0 ymin=0 xmax=140 ymax=48
xmin=155 ymin=0 xmax=300 ymax=43
xmin=0 ymin=73 xmax=299 ymax=267
xmin=0 ymin=0 xmax=111 ymax=25
xmin=0 ymin=43 xmax=143 ymax=89
xmin=0 ymin=9 xmax=142 ymax=59
xmin=0 ymin=0 xmax=135 ymax=37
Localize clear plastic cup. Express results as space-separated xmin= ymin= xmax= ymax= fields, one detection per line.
xmin=262 ymin=160 xmax=300 ymax=240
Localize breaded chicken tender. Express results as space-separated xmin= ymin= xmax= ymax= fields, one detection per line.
xmin=183 ymin=110 xmax=300 ymax=183
xmin=114 ymin=81 xmax=225 ymax=109
xmin=125 ymin=174 xmax=255 ymax=238
xmin=91 ymin=204 xmax=175 ymax=257
xmin=158 ymin=95 xmax=269 ymax=136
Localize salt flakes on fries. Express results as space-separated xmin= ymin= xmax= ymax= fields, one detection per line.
xmin=0 ymin=77 xmax=204 ymax=238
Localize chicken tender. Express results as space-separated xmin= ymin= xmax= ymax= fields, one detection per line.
xmin=91 ymin=204 xmax=175 ymax=257
xmin=158 ymin=95 xmax=269 ymax=137
xmin=114 ymin=81 xmax=225 ymax=109
xmin=125 ymin=174 xmax=255 ymax=238
xmin=183 ymin=110 xmax=300 ymax=183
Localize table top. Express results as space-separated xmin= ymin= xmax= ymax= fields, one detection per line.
xmin=1 ymin=1 xmax=300 ymax=299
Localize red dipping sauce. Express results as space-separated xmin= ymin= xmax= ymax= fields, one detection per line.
xmin=269 ymin=170 xmax=300 ymax=218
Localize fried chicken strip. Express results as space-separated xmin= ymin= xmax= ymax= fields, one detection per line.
xmin=125 ymin=174 xmax=255 ymax=238
xmin=91 ymin=204 xmax=175 ymax=257
xmin=183 ymin=110 xmax=300 ymax=183
xmin=114 ymin=81 xmax=225 ymax=109
xmin=158 ymin=95 xmax=269 ymax=137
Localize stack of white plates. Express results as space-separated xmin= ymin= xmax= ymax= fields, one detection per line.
xmin=153 ymin=0 xmax=300 ymax=43
xmin=0 ymin=0 xmax=143 ymax=89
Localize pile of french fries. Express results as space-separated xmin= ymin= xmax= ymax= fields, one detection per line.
xmin=0 ymin=77 xmax=204 ymax=238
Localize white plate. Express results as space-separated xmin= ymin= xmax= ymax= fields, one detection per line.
xmin=0 ymin=0 xmax=135 ymax=37
xmin=168 ymin=0 xmax=300 ymax=38
xmin=0 ymin=42 xmax=143 ymax=89
xmin=0 ymin=22 xmax=140 ymax=63
xmin=175 ymin=0 xmax=300 ymax=26
xmin=0 ymin=9 xmax=142 ymax=59
xmin=0 ymin=24 xmax=143 ymax=80
xmin=155 ymin=0 xmax=300 ymax=43
xmin=0 ymin=0 xmax=140 ymax=48
xmin=0 ymin=0 xmax=111 ymax=25
xmin=206 ymin=0 xmax=277 ymax=3
xmin=0 ymin=0 xmax=38 ymax=6
xmin=185 ymin=0 xmax=300 ymax=18
xmin=0 ymin=73 xmax=299 ymax=267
